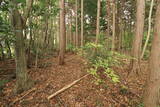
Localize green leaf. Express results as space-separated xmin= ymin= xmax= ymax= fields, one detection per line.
xmin=16 ymin=0 xmax=26 ymax=3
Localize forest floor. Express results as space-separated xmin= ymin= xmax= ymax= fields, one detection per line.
xmin=0 ymin=53 xmax=149 ymax=107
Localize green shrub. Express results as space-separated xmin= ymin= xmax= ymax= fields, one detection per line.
xmin=66 ymin=43 xmax=79 ymax=52
xmin=80 ymin=42 xmax=128 ymax=84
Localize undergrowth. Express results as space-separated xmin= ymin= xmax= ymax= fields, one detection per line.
xmin=67 ymin=42 xmax=129 ymax=85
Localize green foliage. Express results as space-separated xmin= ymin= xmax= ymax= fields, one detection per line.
xmin=66 ymin=44 xmax=78 ymax=52
xmin=16 ymin=0 xmax=26 ymax=3
xmin=80 ymin=42 xmax=128 ymax=84
xmin=123 ymin=32 xmax=133 ymax=50
xmin=66 ymin=42 xmax=122 ymax=84
xmin=137 ymin=103 xmax=144 ymax=107
xmin=0 ymin=79 xmax=9 ymax=92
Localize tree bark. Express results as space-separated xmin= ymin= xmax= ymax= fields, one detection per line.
xmin=144 ymin=1 xmax=160 ymax=106
xmin=0 ymin=43 xmax=5 ymax=60
xmin=111 ymin=0 xmax=116 ymax=51
xmin=131 ymin=0 xmax=145 ymax=72
xmin=69 ymin=10 xmax=73 ymax=45
xmin=75 ymin=0 xmax=78 ymax=47
xmin=106 ymin=0 xmax=111 ymax=38
xmin=95 ymin=0 xmax=101 ymax=44
xmin=80 ymin=0 xmax=84 ymax=47
xmin=5 ymin=39 xmax=12 ymax=58
xmin=58 ymin=0 xmax=66 ymax=65
xmin=11 ymin=0 xmax=33 ymax=93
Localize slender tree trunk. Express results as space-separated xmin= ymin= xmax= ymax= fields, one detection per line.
xmin=27 ymin=17 xmax=33 ymax=68
xmin=56 ymin=15 xmax=60 ymax=50
xmin=141 ymin=0 xmax=154 ymax=59
xmin=81 ymin=0 xmax=84 ymax=47
xmin=111 ymin=0 xmax=116 ymax=51
xmin=50 ymin=18 xmax=54 ymax=50
xmin=115 ymin=2 xmax=121 ymax=51
xmin=131 ymin=0 xmax=145 ymax=72
xmin=69 ymin=10 xmax=73 ymax=45
xmin=106 ymin=0 xmax=111 ymax=38
xmin=34 ymin=22 xmax=39 ymax=68
xmin=43 ymin=0 xmax=50 ymax=50
xmin=58 ymin=0 xmax=66 ymax=65
xmin=5 ymin=39 xmax=12 ymax=58
xmin=95 ymin=0 xmax=101 ymax=44
xmin=144 ymin=2 xmax=160 ymax=106
xmin=0 ymin=43 xmax=5 ymax=60
xmin=75 ymin=0 xmax=78 ymax=47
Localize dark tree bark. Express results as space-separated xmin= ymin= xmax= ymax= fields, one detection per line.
xmin=144 ymin=1 xmax=160 ymax=107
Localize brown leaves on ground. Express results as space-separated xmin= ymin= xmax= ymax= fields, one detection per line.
xmin=0 ymin=53 xmax=148 ymax=107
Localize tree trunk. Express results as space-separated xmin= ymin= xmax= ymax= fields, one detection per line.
xmin=69 ymin=10 xmax=73 ymax=45
xmin=43 ymin=0 xmax=50 ymax=50
xmin=58 ymin=0 xmax=66 ymax=65
xmin=80 ymin=0 xmax=84 ymax=47
xmin=12 ymin=11 xmax=29 ymax=93
xmin=5 ymin=39 xmax=12 ymax=58
xmin=11 ymin=0 xmax=33 ymax=93
xmin=106 ymin=0 xmax=111 ymax=38
xmin=95 ymin=0 xmax=101 ymax=44
xmin=75 ymin=0 xmax=78 ymax=47
xmin=141 ymin=0 xmax=154 ymax=59
xmin=131 ymin=0 xmax=145 ymax=72
xmin=144 ymin=2 xmax=160 ymax=106
xmin=0 ymin=43 xmax=5 ymax=60
xmin=111 ymin=0 xmax=116 ymax=51
xmin=27 ymin=17 xmax=33 ymax=68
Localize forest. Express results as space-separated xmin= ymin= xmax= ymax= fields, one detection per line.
xmin=0 ymin=0 xmax=160 ymax=107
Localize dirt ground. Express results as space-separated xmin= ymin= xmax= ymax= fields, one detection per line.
xmin=0 ymin=53 xmax=149 ymax=107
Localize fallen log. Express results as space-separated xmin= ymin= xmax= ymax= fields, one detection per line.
xmin=48 ymin=74 xmax=90 ymax=100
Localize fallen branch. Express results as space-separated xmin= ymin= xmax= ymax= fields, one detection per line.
xmin=48 ymin=74 xmax=90 ymax=100
xmin=10 ymin=88 xmax=36 ymax=106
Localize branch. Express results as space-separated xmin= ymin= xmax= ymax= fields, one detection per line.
xmin=48 ymin=74 xmax=90 ymax=100
xmin=23 ymin=0 xmax=33 ymax=24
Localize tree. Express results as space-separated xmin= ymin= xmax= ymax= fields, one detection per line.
xmin=111 ymin=0 xmax=116 ymax=51
xmin=131 ymin=0 xmax=145 ymax=72
xmin=144 ymin=1 xmax=160 ymax=106
xmin=95 ymin=0 xmax=101 ymax=44
xmin=58 ymin=0 xmax=66 ymax=65
xmin=81 ymin=0 xmax=84 ymax=47
xmin=10 ymin=0 xmax=33 ymax=93
xmin=75 ymin=0 xmax=78 ymax=47
xmin=106 ymin=0 xmax=111 ymax=37
xmin=0 ymin=43 xmax=5 ymax=60
xmin=141 ymin=0 xmax=154 ymax=59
